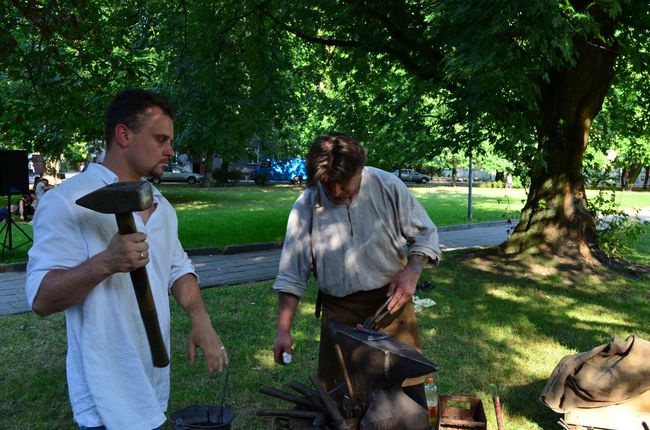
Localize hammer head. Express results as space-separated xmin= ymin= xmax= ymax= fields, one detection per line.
xmin=76 ymin=181 xmax=154 ymax=214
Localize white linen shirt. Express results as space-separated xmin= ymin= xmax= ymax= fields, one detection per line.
xmin=273 ymin=166 xmax=441 ymax=298
xmin=25 ymin=163 xmax=196 ymax=429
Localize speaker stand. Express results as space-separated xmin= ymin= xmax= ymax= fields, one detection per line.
xmin=1 ymin=194 xmax=33 ymax=262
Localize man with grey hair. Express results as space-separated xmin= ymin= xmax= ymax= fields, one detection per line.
xmin=272 ymin=132 xmax=441 ymax=408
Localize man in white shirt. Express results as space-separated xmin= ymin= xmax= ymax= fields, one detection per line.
xmin=26 ymin=89 xmax=228 ymax=429
xmin=272 ymin=132 xmax=441 ymax=409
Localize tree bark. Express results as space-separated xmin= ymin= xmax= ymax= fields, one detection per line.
xmin=503 ymin=35 xmax=617 ymax=257
xmin=622 ymin=163 xmax=642 ymax=191
xmin=644 ymin=166 xmax=649 ymax=190
xmin=202 ymin=152 xmax=214 ymax=188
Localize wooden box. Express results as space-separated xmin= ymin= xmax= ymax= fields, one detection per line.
xmin=437 ymin=395 xmax=487 ymax=429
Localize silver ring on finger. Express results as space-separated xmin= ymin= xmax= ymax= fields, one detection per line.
xmin=139 ymin=251 xmax=145 ymax=260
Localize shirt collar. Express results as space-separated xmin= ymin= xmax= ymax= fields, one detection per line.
xmin=86 ymin=163 xmax=119 ymax=184
xmin=86 ymin=163 xmax=163 ymax=201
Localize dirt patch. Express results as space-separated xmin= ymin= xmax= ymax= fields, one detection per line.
xmin=456 ymin=247 xmax=604 ymax=285
xmin=454 ymin=246 xmax=649 ymax=285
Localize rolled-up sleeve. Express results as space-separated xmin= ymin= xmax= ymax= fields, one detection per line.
xmin=273 ymin=192 xmax=314 ymax=298
xmin=168 ymin=237 xmax=196 ymax=291
xmin=167 ymin=209 xmax=197 ymax=291
xmin=398 ymin=184 xmax=442 ymax=266
xmin=26 ymin=191 xmax=88 ymax=307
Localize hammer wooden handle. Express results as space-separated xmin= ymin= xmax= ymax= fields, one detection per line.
xmin=116 ymin=212 xmax=169 ymax=368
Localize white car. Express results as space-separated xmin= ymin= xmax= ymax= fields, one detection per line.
xmin=392 ymin=169 xmax=430 ymax=183
xmin=150 ymin=165 xmax=203 ymax=184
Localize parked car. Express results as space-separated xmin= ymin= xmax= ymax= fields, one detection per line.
xmin=150 ymin=165 xmax=203 ymax=184
xmin=392 ymin=169 xmax=430 ymax=183
xmin=252 ymin=158 xmax=307 ymax=185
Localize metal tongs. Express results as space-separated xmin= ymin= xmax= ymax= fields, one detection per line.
xmin=363 ymin=295 xmax=393 ymax=330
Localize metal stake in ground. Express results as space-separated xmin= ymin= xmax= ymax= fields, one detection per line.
xmin=217 ymin=365 xmax=229 ymax=424
xmin=76 ymin=181 xmax=169 ymax=367
xmin=490 ymin=383 xmax=504 ymax=430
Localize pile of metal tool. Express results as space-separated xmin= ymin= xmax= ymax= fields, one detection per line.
xmin=256 ymin=321 xmax=437 ymax=430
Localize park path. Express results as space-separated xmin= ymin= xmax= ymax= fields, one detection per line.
xmin=4 ymin=213 xmax=646 ymax=316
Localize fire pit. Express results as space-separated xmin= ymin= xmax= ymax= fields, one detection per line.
xmin=257 ymin=321 xmax=438 ymax=429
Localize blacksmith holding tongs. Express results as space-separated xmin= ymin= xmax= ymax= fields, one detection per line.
xmin=272 ymin=132 xmax=441 ymax=409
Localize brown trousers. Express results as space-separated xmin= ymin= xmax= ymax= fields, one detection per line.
xmin=317 ymin=285 xmax=424 ymax=391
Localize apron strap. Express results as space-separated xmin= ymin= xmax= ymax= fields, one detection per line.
xmin=314 ymin=290 xmax=323 ymax=318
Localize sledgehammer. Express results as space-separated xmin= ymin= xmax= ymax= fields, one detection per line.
xmin=76 ymin=181 xmax=169 ymax=368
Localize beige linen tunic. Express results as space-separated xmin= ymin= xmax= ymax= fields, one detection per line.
xmin=274 ymin=166 xmax=440 ymax=296
xmin=274 ymin=166 xmax=441 ymax=390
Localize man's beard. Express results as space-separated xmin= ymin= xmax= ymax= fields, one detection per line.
xmin=148 ymin=166 xmax=164 ymax=179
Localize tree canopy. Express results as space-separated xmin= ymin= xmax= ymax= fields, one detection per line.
xmin=1 ymin=0 xmax=649 ymax=258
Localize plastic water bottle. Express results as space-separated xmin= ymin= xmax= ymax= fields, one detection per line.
xmin=425 ymin=377 xmax=439 ymax=425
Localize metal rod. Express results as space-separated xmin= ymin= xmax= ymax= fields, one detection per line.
xmin=289 ymin=381 xmax=326 ymax=412
xmin=493 ymin=395 xmax=504 ymax=430
xmin=259 ymin=385 xmax=314 ymax=408
xmin=309 ymin=375 xmax=349 ymax=430
xmin=467 ymin=149 xmax=473 ymax=221
xmin=218 ymin=365 xmax=229 ymax=423
xmin=256 ymin=408 xmax=321 ymax=419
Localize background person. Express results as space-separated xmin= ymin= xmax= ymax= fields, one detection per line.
xmin=35 ymin=177 xmax=51 ymax=200
xmin=0 ymin=204 xmax=13 ymax=221
xmin=271 ymin=132 xmax=441 ymax=409
xmin=17 ymin=193 xmax=35 ymax=221
xmin=32 ymin=176 xmax=42 ymax=192
xmin=26 ymin=89 xmax=228 ymax=429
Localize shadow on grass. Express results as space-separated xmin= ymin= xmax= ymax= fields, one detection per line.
xmin=415 ymin=248 xmax=649 ymax=429
xmin=3 ymin=249 xmax=648 ymax=429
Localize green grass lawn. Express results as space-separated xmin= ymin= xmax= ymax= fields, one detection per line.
xmin=2 ymin=248 xmax=648 ymax=429
xmin=2 ymin=185 xmax=648 ymax=265
xmin=170 ymin=186 xmax=531 ymax=249
xmin=625 ymin=224 xmax=650 ymax=265
xmin=1 ymin=185 xmax=647 ymax=428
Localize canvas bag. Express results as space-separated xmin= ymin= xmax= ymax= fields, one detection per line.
xmin=540 ymin=335 xmax=650 ymax=413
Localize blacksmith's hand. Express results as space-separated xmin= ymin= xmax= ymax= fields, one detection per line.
xmin=273 ymin=330 xmax=293 ymax=365
xmin=188 ymin=316 xmax=229 ymax=374
xmin=387 ymin=255 xmax=427 ymax=314
xmin=387 ymin=266 xmax=419 ymax=314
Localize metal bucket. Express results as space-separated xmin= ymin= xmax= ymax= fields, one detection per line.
xmin=171 ymin=404 xmax=235 ymax=430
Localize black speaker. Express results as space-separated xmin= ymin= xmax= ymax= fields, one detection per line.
xmin=0 ymin=150 xmax=29 ymax=196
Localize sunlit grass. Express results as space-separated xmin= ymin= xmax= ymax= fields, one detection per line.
xmin=3 ymin=185 xmax=648 ymax=263
xmin=622 ymin=224 xmax=650 ymax=265
xmin=3 ymin=245 xmax=649 ymax=429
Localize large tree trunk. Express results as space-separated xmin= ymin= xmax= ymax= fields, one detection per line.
xmin=202 ymin=152 xmax=215 ymax=188
xmin=644 ymin=166 xmax=649 ymax=190
xmin=622 ymin=163 xmax=642 ymax=191
xmin=503 ymin=34 xmax=617 ymax=258
xmin=42 ymin=156 xmax=62 ymax=185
